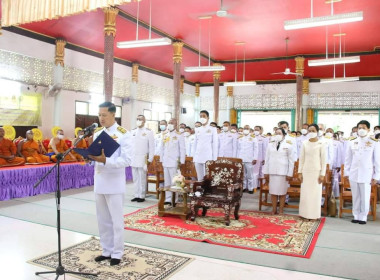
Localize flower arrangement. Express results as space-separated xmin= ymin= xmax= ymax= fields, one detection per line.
xmin=172 ymin=173 xmax=185 ymax=188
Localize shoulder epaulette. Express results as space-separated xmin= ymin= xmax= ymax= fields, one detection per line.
xmin=176 ymin=131 xmax=181 ymax=135
xmin=288 ymin=134 xmax=295 ymax=138
xmin=250 ymin=134 xmax=256 ymax=138
xmin=94 ymin=127 xmax=103 ymax=133
xmin=117 ymin=126 xmax=127 ymax=134
xmin=286 ymin=140 xmax=292 ymax=145
xmin=350 ymin=137 xmax=357 ymax=141
xmin=370 ymin=136 xmax=378 ymax=142
xmin=238 ymin=135 xmax=244 ymax=139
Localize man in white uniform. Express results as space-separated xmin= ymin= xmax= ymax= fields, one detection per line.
xmin=160 ymin=118 xmax=186 ymax=205
xmin=154 ymin=120 xmax=167 ymax=155
xmin=297 ymin=123 xmax=309 ymax=158
xmin=345 ymin=120 xmax=380 ymax=224
xmin=184 ymin=126 xmax=194 ymax=157
xmin=89 ymin=102 xmax=133 ymax=266
xmin=252 ymin=125 xmax=268 ymax=191
xmin=131 ymin=115 xmax=154 ymax=202
xmin=318 ymin=124 xmax=334 ymax=170
xmin=218 ymin=121 xmax=237 ymax=158
xmin=278 ymin=121 xmax=297 ymax=160
xmin=237 ymin=125 xmax=258 ymax=193
xmin=193 ymin=110 xmax=218 ymax=181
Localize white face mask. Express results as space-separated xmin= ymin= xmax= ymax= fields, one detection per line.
xmin=160 ymin=125 xmax=166 ymax=131
xmin=254 ymin=131 xmax=260 ymax=136
xmin=57 ymin=134 xmax=64 ymax=139
xmin=179 ymin=128 xmax=184 ymax=133
xmin=243 ymin=129 xmax=250 ymax=135
xmin=230 ymin=129 xmax=236 ymax=133
xmin=318 ymin=131 xmax=324 ymax=137
xmin=184 ymin=132 xmax=190 ymax=137
xmin=167 ymin=124 xmax=174 ymax=131
xmin=308 ymin=132 xmax=318 ymax=139
xmin=352 ymin=132 xmax=358 ymax=137
xmin=223 ymin=126 xmax=229 ymax=132
xmin=136 ymin=120 xmax=143 ymax=127
xmin=358 ymin=129 xmax=368 ymax=137
xmin=199 ymin=117 xmax=207 ymax=125
xmin=374 ymin=130 xmax=380 ymax=135
xmin=325 ymin=132 xmax=333 ymax=138
xmin=275 ymin=135 xmax=283 ymax=142
xmin=301 ymin=129 xmax=308 ymax=135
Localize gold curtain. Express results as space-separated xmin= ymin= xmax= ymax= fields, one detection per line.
xmin=1 ymin=0 xmax=137 ymax=27
xmin=230 ymin=109 xmax=237 ymax=124
xmin=306 ymin=108 xmax=314 ymax=124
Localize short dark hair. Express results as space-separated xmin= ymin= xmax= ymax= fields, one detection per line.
xmin=195 ymin=121 xmax=201 ymax=125
xmin=357 ymin=120 xmax=370 ymax=129
xmin=375 ymin=134 xmax=380 ymax=139
xmin=99 ymin=101 xmax=116 ymax=113
xmin=254 ymin=125 xmax=262 ymax=131
xmin=223 ymin=121 xmax=230 ymax=125
xmin=231 ymin=123 xmax=237 ymax=128
xmin=374 ymin=125 xmax=380 ymax=130
xmin=185 ymin=126 xmax=191 ymax=130
xmin=352 ymin=126 xmax=358 ymax=131
xmin=180 ymin=123 xmax=186 ymax=126
xmin=309 ymin=123 xmax=319 ymax=132
xmin=276 ymin=128 xmax=286 ymax=136
xmin=217 ymin=126 xmax=221 ymax=129
xmin=200 ymin=110 xmax=209 ymax=117
xmin=278 ymin=121 xmax=289 ymax=127
xmin=210 ymin=122 xmax=217 ymax=127
xmin=160 ymin=119 xmax=167 ymax=124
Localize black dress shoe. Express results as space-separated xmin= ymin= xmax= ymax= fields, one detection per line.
xmin=359 ymin=221 xmax=367 ymax=225
xmin=137 ymin=198 xmax=145 ymax=202
xmin=94 ymin=255 xmax=111 ymax=262
xmin=248 ymin=191 xmax=253 ymax=194
xmin=243 ymin=189 xmax=248 ymax=193
xmin=164 ymin=202 xmax=172 ymax=206
xmin=351 ymin=219 xmax=359 ymax=223
xmin=110 ymin=258 xmax=121 ymax=266
xmin=131 ymin=198 xmax=139 ymax=202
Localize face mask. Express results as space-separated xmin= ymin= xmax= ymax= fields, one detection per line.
xmin=352 ymin=132 xmax=358 ymax=138
xmin=254 ymin=131 xmax=260 ymax=136
xmin=179 ymin=128 xmax=184 ymax=133
xmin=136 ymin=120 xmax=143 ymax=127
xmin=57 ymin=134 xmax=64 ymax=139
xmin=243 ymin=129 xmax=250 ymax=135
xmin=160 ymin=125 xmax=166 ymax=131
xmin=374 ymin=130 xmax=380 ymax=135
xmin=325 ymin=132 xmax=333 ymax=138
xmin=230 ymin=129 xmax=236 ymax=133
xmin=223 ymin=126 xmax=229 ymax=132
xmin=167 ymin=124 xmax=174 ymax=131
xmin=200 ymin=117 xmax=207 ymax=125
xmin=318 ymin=131 xmax=324 ymax=137
xmin=184 ymin=132 xmax=190 ymax=137
xmin=308 ymin=132 xmax=317 ymax=139
xmin=275 ymin=135 xmax=283 ymax=142
xmin=301 ymin=129 xmax=308 ymax=135
xmin=358 ymin=129 xmax=368 ymax=137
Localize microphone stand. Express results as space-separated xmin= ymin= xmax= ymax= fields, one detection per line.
xmin=34 ymin=130 xmax=98 ymax=279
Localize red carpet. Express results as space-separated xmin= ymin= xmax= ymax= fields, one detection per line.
xmin=124 ymin=205 xmax=325 ymax=258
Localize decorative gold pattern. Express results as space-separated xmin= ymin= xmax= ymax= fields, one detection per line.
xmin=51 ymin=126 xmax=61 ymax=137
xmin=295 ymin=56 xmax=305 ymax=75
xmin=32 ymin=128 xmax=43 ymax=141
xmin=227 ymin=86 xmax=233 ymax=97
xmin=180 ymin=77 xmax=184 ymax=94
xmin=103 ymin=7 xmax=119 ymax=37
xmin=306 ymin=108 xmax=314 ymax=124
xmin=195 ymin=83 xmax=200 ymax=97
xmin=172 ymin=41 xmax=184 ymax=64
xmin=213 ymin=63 xmax=222 ymax=80
xmin=302 ymin=78 xmax=309 ymax=94
xmin=54 ymin=39 xmax=66 ymax=67
xmin=132 ymin=63 xmax=139 ymax=83
xmin=3 ymin=125 xmax=16 ymax=140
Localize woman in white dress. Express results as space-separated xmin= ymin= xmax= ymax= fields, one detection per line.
xmin=298 ymin=124 xmax=327 ymax=220
xmin=263 ymin=128 xmax=295 ymax=214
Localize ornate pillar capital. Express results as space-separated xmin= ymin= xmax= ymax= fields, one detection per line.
xmin=227 ymin=86 xmax=233 ymax=97
xmin=195 ymin=83 xmax=200 ymax=97
xmin=55 ymin=39 xmax=66 ymax=67
xmin=132 ymin=63 xmax=139 ymax=83
xmin=302 ymin=78 xmax=310 ymax=94
xmin=173 ymin=41 xmax=184 ymax=64
xmin=213 ymin=63 xmax=222 ymax=80
xmin=295 ymin=56 xmax=305 ymax=75
xmin=104 ymin=7 xmax=119 ymax=37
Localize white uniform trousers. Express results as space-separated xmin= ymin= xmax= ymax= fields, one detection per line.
xmin=252 ymin=162 xmax=263 ymax=190
xmin=132 ymin=167 xmax=147 ymax=198
xmin=243 ymin=163 xmax=254 ymax=191
xmin=95 ymin=193 xmax=125 ymax=259
xmin=164 ymin=167 xmax=178 ymax=202
xmin=350 ymin=181 xmax=371 ymax=222
xmin=332 ymin=169 xmax=340 ymax=197
xmin=195 ymin=163 xmax=206 ymax=181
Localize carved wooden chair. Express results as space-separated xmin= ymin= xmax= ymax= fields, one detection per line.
xmin=146 ymin=155 xmax=164 ymax=199
xmin=189 ymin=158 xmax=244 ymax=226
xmin=321 ymin=164 xmax=332 ymax=216
xmin=180 ymin=156 xmax=197 ymax=186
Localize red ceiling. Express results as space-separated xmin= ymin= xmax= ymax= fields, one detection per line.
xmin=17 ymin=0 xmax=380 ymax=83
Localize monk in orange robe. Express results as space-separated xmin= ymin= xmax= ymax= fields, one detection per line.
xmin=0 ymin=127 xmax=26 ymax=167
xmin=48 ymin=129 xmax=77 ymax=162
xmin=18 ymin=130 xmax=50 ymax=164
xmin=71 ymin=130 xmax=88 ymax=161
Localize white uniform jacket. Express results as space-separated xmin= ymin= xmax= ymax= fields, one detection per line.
xmin=344 ymin=136 xmax=380 ymax=183
xmin=131 ymin=127 xmax=155 ymax=167
xmin=297 ymin=135 xmax=308 ymax=157
xmin=256 ymin=134 xmax=269 ymax=161
xmin=263 ymin=140 xmax=294 ymax=177
xmin=321 ymin=136 xmax=335 ymax=168
xmin=218 ymin=131 xmax=237 ymax=158
xmin=284 ymin=134 xmax=298 ymax=161
xmin=154 ymin=131 xmax=167 ymax=155
xmin=332 ymin=140 xmax=344 ymax=169
xmin=93 ymin=122 xmax=133 ymax=194
xmin=160 ymin=130 xmax=186 ymax=168
xmin=184 ymin=134 xmax=195 ymax=157
xmin=237 ymin=134 xmax=259 ymax=163
xmin=193 ymin=124 xmax=218 ymax=163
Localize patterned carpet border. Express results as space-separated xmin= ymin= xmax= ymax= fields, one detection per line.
xmin=28 ymin=237 xmax=192 ymax=280
xmin=124 ymin=205 xmax=325 ymax=259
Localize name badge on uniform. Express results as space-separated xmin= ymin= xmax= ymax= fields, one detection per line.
xmin=173 ymin=136 xmax=178 ymax=140
xmin=248 ymin=138 xmax=253 ymax=141
xmin=207 ymin=129 xmax=211 ymax=133
xmin=365 ymin=141 xmax=372 ymax=147
xmin=142 ymin=133 xmax=146 ymax=136
xmin=111 ymin=134 xmax=118 ymax=140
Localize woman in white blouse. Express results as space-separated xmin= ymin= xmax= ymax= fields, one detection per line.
xmin=263 ymin=128 xmax=295 ymax=214
xmin=298 ymin=124 xmax=327 ymax=220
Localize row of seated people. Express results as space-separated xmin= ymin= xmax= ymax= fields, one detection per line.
xmin=0 ymin=127 xmax=89 ymax=167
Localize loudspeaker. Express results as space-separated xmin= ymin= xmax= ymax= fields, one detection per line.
xmin=181 ymin=108 xmax=187 ymax=114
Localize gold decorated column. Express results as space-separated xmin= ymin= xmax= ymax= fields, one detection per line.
xmin=173 ymin=41 xmax=184 ymax=126
xmin=55 ymin=39 xmax=66 ymax=66
xmin=132 ymin=63 xmax=139 ymax=83
xmin=103 ymin=7 xmax=119 ymax=102
xmin=295 ymin=56 xmax=305 ymax=130
xmin=180 ymin=76 xmax=185 ymax=94
xmin=213 ymin=63 xmax=222 ymax=124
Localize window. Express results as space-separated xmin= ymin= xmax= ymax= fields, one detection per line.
xmin=75 ymin=101 xmax=122 ymax=129
xmin=75 ymin=101 xmax=88 ymax=115
xmin=240 ymin=110 xmax=292 ymax=133
xmin=143 ymin=109 xmax=152 ymax=120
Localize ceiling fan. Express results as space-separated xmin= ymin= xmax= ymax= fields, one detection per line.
xmin=271 ymin=38 xmax=302 ymax=76
xmin=191 ymin=0 xmax=239 ymax=20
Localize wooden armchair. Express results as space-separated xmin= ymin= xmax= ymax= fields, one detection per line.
xmin=321 ymin=164 xmax=332 ymax=216
xmin=180 ymin=156 xmax=197 ymax=186
xmin=189 ymin=158 xmax=244 ymax=226
xmin=146 ymin=155 xmax=164 ymax=199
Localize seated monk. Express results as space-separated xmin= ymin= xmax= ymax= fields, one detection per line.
xmin=18 ymin=130 xmax=50 ymax=164
xmin=71 ymin=129 xmax=87 ymax=161
xmin=48 ymin=129 xmax=77 ymax=162
xmin=0 ymin=127 xmax=26 ymax=167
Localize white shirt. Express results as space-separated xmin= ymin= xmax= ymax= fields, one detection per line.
xmin=255 ymin=134 xmax=269 ymax=161
xmin=320 ymin=136 xmax=335 ymax=169
xmin=331 ymin=140 xmax=344 ymax=169
xmin=263 ymin=139 xmax=294 ymax=177
xmin=130 ymin=126 xmax=155 ymax=167
xmin=218 ymin=131 xmax=237 ymax=158
xmin=297 ymin=134 xmax=308 ymax=157
xmin=160 ymin=130 xmax=186 ymax=168
xmin=284 ymin=134 xmax=298 ymax=162
xmin=237 ymin=134 xmax=259 ymax=163
xmin=184 ymin=134 xmax=195 ymax=157
xmin=193 ymin=124 xmax=218 ymax=163
xmin=154 ymin=131 xmax=167 ymax=155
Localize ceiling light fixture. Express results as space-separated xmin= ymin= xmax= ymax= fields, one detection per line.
xmin=223 ymin=42 xmax=256 ymax=87
xmin=185 ymin=16 xmax=225 ymax=72
xmin=284 ymin=0 xmax=363 ymax=30
xmin=117 ymin=0 xmax=171 ymax=49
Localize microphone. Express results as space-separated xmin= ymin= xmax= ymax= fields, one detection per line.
xmin=83 ymin=123 xmax=98 ymax=132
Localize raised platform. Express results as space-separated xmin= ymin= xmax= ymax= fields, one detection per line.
xmin=0 ymin=163 xmax=133 ymax=201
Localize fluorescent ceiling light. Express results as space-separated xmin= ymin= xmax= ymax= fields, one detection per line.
xmin=117 ymin=37 xmax=171 ymax=49
xmin=308 ymin=55 xmax=360 ymax=66
xmin=320 ymin=76 xmax=359 ymax=83
xmin=184 ymin=65 xmax=225 ymax=72
xmin=284 ymin=11 xmax=363 ymax=30
xmin=224 ymin=81 xmax=256 ymax=87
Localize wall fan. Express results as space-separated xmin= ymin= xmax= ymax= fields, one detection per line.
xmin=271 ymin=38 xmax=302 ymax=76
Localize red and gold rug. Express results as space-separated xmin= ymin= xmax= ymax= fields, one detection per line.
xmin=124 ymin=206 xmax=325 ymax=258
